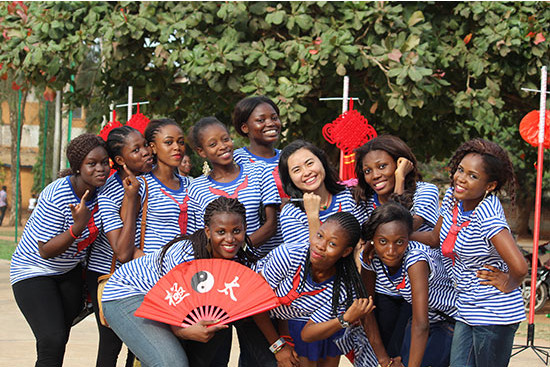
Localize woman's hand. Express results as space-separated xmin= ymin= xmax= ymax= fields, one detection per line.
xmin=122 ymin=164 xmax=141 ymax=199
xmin=344 ymin=297 xmax=375 ymax=324
xmin=170 ymin=320 xmax=228 ymax=343
xmin=274 ymin=344 xmax=300 ymax=367
xmin=68 ymin=189 xmax=91 ymax=234
xmin=362 ymin=240 xmax=376 ymax=265
xmin=477 ymin=264 xmax=517 ymax=293
xmin=303 ymin=192 xmax=321 ymax=215
xmin=395 ymin=157 xmax=414 ymax=181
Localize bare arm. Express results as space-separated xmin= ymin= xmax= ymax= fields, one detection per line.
xmin=410 ymin=216 xmax=442 ymax=249
xmin=38 ymin=190 xmax=90 ymax=259
xmin=251 ymin=313 xmax=299 ymax=367
xmin=477 ymin=229 xmax=528 ymax=293
xmin=249 ymin=205 xmax=278 ymax=247
xmin=301 ymin=297 xmax=374 ymax=342
xmin=406 ymin=261 xmax=430 ymax=367
xmin=303 ymin=193 xmax=321 ymax=243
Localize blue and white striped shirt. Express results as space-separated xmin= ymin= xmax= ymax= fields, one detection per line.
xmin=439 ymin=187 xmax=525 ymax=325
xmin=102 ymin=240 xmax=195 ymax=302
xmin=361 ymin=241 xmax=457 ymax=323
xmin=10 ymin=176 xmax=103 ymax=284
xmin=280 ymin=189 xmax=362 ymax=246
xmin=234 ymin=147 xmax=285 ymax=257
xmin=256 ymin=243 xmax=350 ymax=323
xmin=187 ymin=162 xmax=280 ymax=257
xmin=136 ymin=172 xmax=189 ymax=253
xmin=90 ymin=172 xmax=138 ymax=274
xmin=358 ymin=181 xmax=440 ymax=296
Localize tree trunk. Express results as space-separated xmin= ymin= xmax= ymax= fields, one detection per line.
xmin=8 ymin=89 xmax=27 ymax=226
xmin=514 ymin=191 xmax=534 ymax=238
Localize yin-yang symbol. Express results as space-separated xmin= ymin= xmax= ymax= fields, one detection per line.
xmin=191 ymin=270 xmax=214 ymax=293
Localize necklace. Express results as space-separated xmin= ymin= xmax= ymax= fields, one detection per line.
xmin=320 ymin=194 xmax=332 ymax=210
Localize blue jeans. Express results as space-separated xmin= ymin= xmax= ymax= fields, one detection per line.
xmin=103 ymin=295 xmax=189 ymax=367
xmin=401 ymin=319 xmax=454 ymax=367
xmin=450 ymin=321 xmax=519 ymax=367
xmin=374 ymin=293 xmax=412 ymax=357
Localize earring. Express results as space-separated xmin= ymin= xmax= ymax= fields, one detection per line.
xmin=76 ymin=170 xmax=80 ymax=174
xmin=202 ymin=161 xmax=211 ymax=176
xmin=483 ymin=190 xmax=490 ymax=201
xmin=370 ymin=241 xmax=374 ymax=245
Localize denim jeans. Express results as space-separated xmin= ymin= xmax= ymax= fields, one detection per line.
xmin=374 ymin=293 xmax=412 ymax=357
xmin=103 ymin=295 xmax=189 ymax=367
xmin=401 ymin=319 xmax=454 ymax=367
xmin=450 ymin=321 xmax=519 ymax=367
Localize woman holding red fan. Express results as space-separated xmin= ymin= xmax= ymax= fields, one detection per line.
xmin=102 ymin=197 xmax=298 ymax=367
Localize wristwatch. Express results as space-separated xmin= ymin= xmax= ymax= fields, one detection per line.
xmin=337 ymin=313 xmax=351 ymax=328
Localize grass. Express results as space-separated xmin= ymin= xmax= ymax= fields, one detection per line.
xmin=0 ymin=239 xmax=16 ymax=260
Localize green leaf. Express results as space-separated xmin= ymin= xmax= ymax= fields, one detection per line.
xmin=266 ymin=10 xmax=285 ymax=25
xmin=408 ymin=10 xmax=424 ymax=27
xmin=408 ymin=67 xmax=423 ymax=82
xmin=404 ymin=34 xmax=420 ymax=51
xmin=336 ymin=63 xmax=347 ymax=76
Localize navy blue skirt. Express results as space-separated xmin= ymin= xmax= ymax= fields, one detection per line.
xmin=288 ymin=319 xmax=345 ymax=361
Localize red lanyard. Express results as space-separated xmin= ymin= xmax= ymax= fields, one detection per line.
xmin=159 ymin=188 xmax=189 ymax=235
xmin=278 ymin=264 xmax=326 ymax=306
xmin=441 ymin=203 xmax=470 ymax=265
xmin=209 ymin=175 xmax=249 ymax=199
xmin=75 ymin=203 xmax=99 ymax=255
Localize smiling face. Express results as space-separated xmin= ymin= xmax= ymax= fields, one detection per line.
xmin=178 ymin=155 xmax=192 ymax=176
xmin=241 ymin=103 xmax=281 ymax=146
xmin=287 ymin=148 xmax=326 ymax=194
xmin=79 ymin=146 xmax=110 ymax=188
xmin=196 ymin=123 xmax=234 ymax=167
xmin=149 ymin=124 xmax=185 ymax=168
xmin=372 ymin=220 xmax=409 ymax=273
xmin=309 ymin=220 xmax=353 ymax=272
xmin=205 ymin=212 xmax=246 ymax=259
xmin=361 ymin=150 xmax=397 ymax=202
xmin=116 ymin=131 xmax=153 ymax=175
xmin=453 ymin=153 xmax=497 ymax=211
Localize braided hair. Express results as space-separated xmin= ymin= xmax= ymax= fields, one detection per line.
xmin=60 ymin=133 xmax=107 ymax=177
xmin=447 ymin=138 xmax=516 ymax=204
xmin=353 ymin=135 xmax=418 ymax=206
xmin=188 ymin=116 xmax=228 ymax=150
xmin=361 ymin=201 xmax=414 ymax=244
xmin=299 ymin=212 xmax=367 ymax=317
xmin=232 ymin=96 xmax=280 ymax=137
xmin=106 ymin=126 xmax=140 ymax=171
xmin=278 ymin=140 xmax=345 ymax=210
xmin=159 ymin=197 xmax=256 ymax=268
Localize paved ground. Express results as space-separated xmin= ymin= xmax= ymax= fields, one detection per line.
xmin=1 ymin=257 xmax=549 ymax=367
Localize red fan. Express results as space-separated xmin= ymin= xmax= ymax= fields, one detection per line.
xmin=519 ymin=110 xmax=550 ymax=149
xmin=135 ymin=259 xmax=280 ymax=327
xmin=126 ymin=104 xmax=150 ymax=135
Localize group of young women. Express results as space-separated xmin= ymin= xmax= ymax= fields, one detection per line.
xmin=10 ymin=95 xmax=528 ymax=367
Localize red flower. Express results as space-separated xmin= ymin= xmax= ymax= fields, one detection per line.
xmin=463 ymin=33 xmax=472 ymax=45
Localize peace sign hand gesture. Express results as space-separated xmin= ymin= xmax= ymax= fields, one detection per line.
xmin=68 ymin=189 xmax=91 ymax=234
